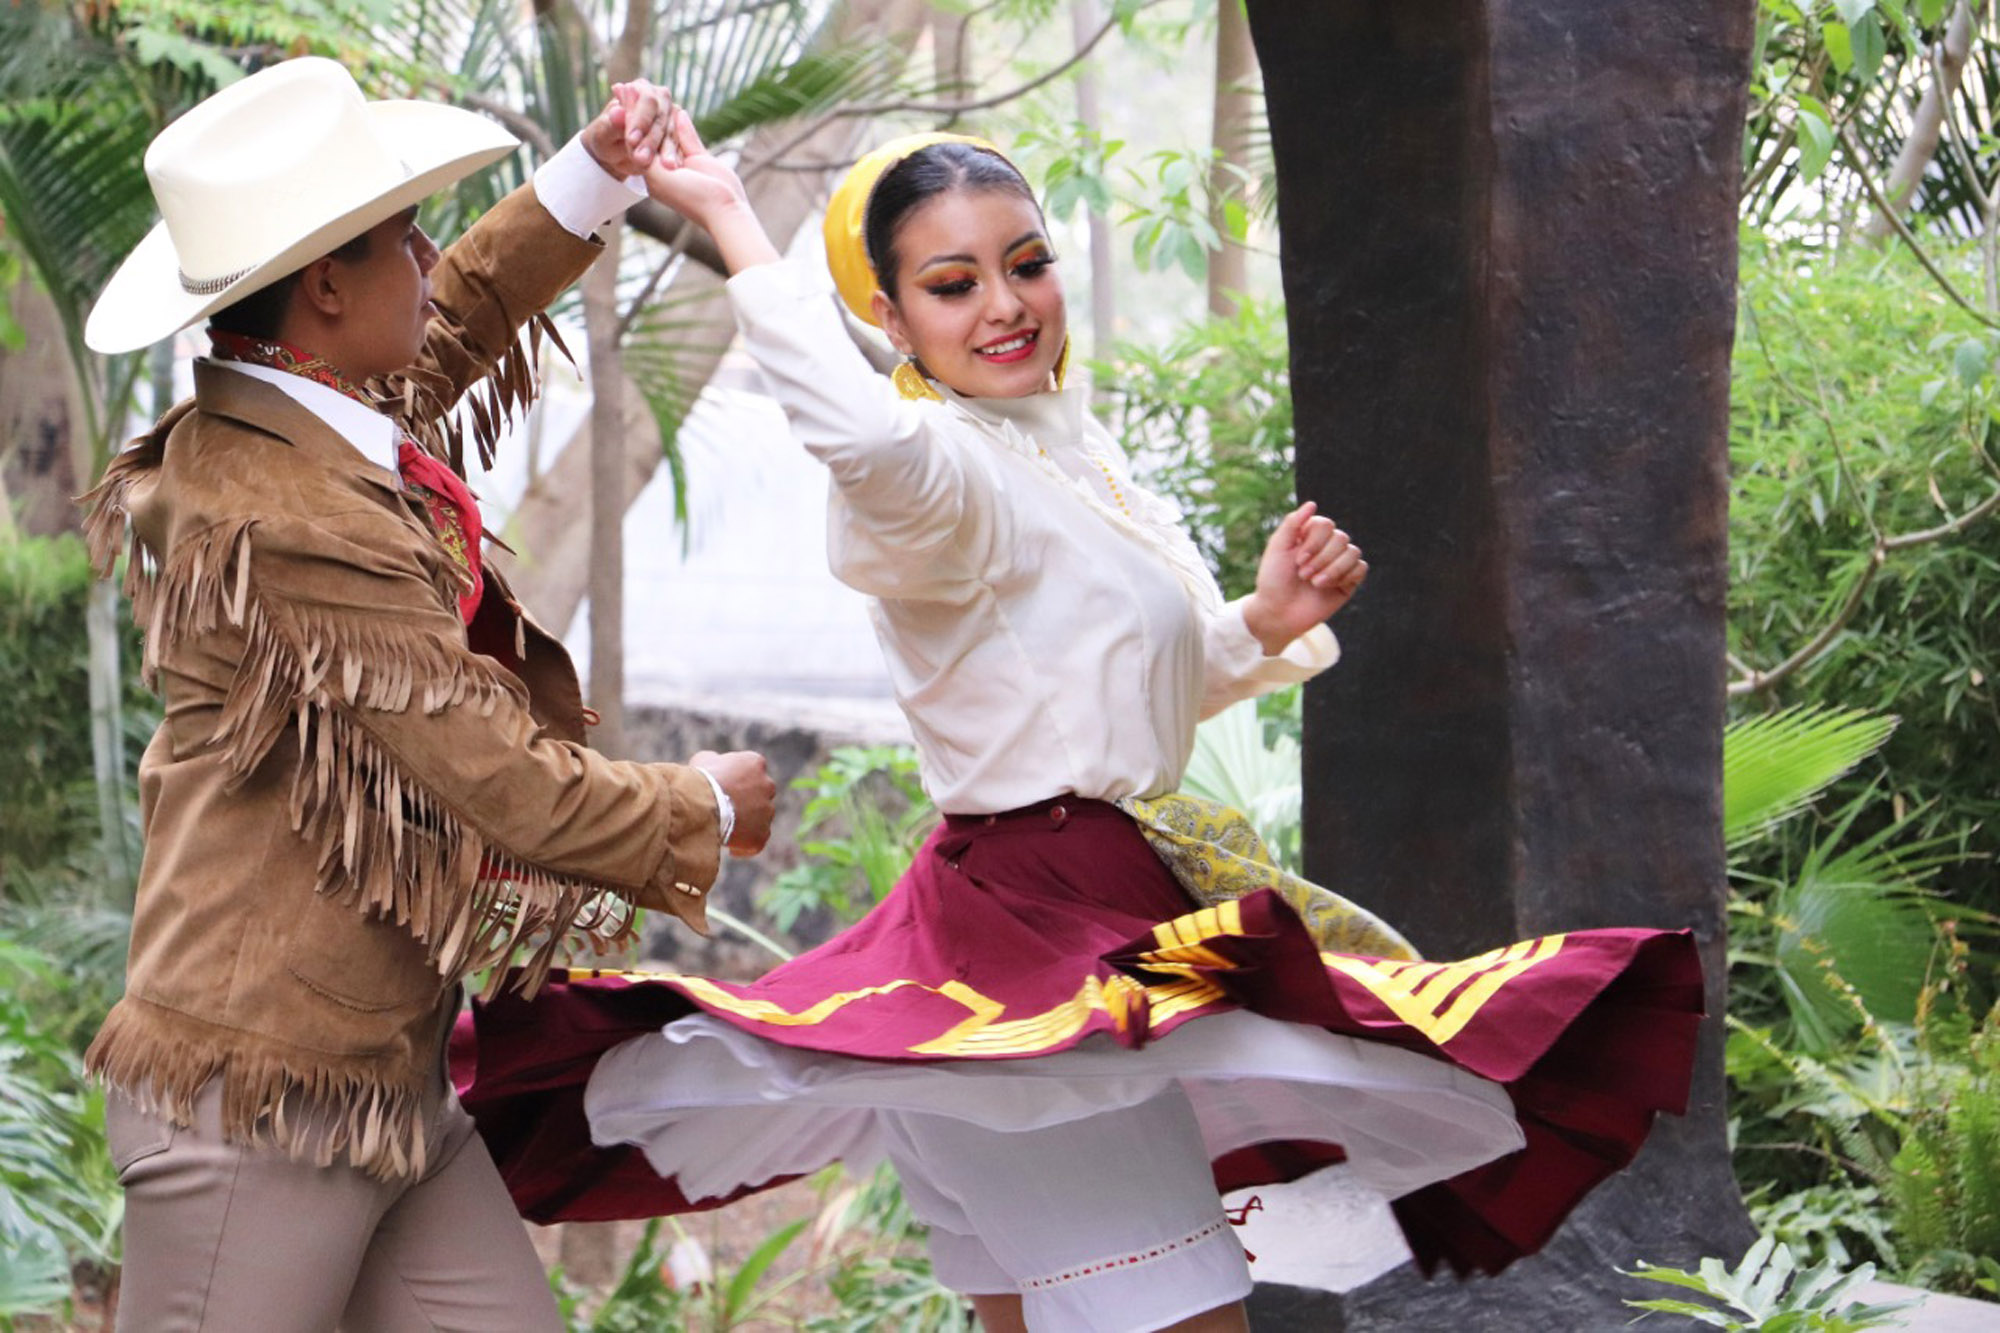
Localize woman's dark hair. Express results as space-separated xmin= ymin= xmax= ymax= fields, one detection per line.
xmin=208 ymin=227 xmax=374 ymax=340
xmin=864 ymin=142 xmax=1039 ymax=302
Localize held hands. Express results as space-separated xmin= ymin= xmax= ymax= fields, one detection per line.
xmin=582 ymin=80 xmax=677 ymax=180
xmin=691 ymin=750 xmax=778 ymax=857
xmin=1241 ymin=501 xmax=1368 ymax=656
xmin=642 ymin=106 xmax=779 ymax=273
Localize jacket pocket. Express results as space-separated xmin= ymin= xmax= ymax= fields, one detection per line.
xmin=284 ymin=891 xmax=444 ymax=1013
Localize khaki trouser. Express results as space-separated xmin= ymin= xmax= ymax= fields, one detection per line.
xmin=107 ymin=1075 xmax=562 ymax=1333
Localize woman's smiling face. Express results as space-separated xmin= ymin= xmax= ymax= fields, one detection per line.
xmin=871 ymin=188 xmax=1066 ymax=399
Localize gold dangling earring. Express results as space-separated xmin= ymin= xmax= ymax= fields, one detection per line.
xmin=1052 ymin=336 xmax=1071 ymax=391
xmin=892 ymin=358 xmax=942 ymax=402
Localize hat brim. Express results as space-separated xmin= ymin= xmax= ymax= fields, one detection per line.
xmin=85 ymin=100 xmax=519 ymax=355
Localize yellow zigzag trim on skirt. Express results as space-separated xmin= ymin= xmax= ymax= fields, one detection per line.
xmin=568 ymin=900 xmax=1248 ymax=1058
xmin=1320 ymin=934 xmax=1568 ymax=1047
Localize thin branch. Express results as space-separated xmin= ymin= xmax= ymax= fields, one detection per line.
xmin=1729 ymin=479 xmax=2000 ymax=695
xmin=617 ymin=220 xmax=698 ymax=341
xmin=626 ymin=200 xmax=727 ymax=277
xmin=1883 ymin=482 xmax=2000 ymax=549
xmin=1746 ymin=298 xmax=1889 ymax=548
xmin=704 ymin=905 xmax=795 ymax=963
xmin=750 ymin=155 xmax=865 ymax=172
xmin=1837 ymin=123 xmax=2000 ymax=330
xmin=1728 ymin=547 xmax=1884 ymax=697
xmin=1741 ymin=123 xmax=1799 ymax=205
xmin=737 ymin=106 xmax=844 ymax=180
xmin=454 ymin=88 xmax=558 ymax=159
xmin=831 ymin=5 xmax=1140 ymax=119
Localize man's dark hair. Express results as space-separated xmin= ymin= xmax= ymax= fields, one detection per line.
xmin=207 ymin=228 xmax=374 ymax=340
xmin=863 ymin=142 xmax=1039 ymax=303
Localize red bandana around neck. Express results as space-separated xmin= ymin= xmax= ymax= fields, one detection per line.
xmin=208 ymin=328 xmax=486 ymax=623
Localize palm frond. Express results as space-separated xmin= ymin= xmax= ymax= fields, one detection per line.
xmin=1723 ymin=705 xmax=1898 ymax=848
xmin=1181 ymin=700 xmax=1302 ymax=870
xmin=695 ymin=44 xmax=903 ymax=144
xmin=0 ymin=95 xmax=157 ymax=333
xmin=1769 ymin=790 xmax=1954 ymax=1048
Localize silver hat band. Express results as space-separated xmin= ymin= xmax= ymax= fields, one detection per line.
xmin=178 ymin=263 xmax=256 ymax=297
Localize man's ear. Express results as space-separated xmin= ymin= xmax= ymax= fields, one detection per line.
xmin=872 ymin=290 xmax=912 ymax=356
xmin=294 ymin=256 xmax=343 ymax=319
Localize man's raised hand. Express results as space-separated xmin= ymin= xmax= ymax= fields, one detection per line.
xmin=582 ymin=80 xmax=676 ymax=179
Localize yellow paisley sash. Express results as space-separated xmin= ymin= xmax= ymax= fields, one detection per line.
xmin=1117 ymin=793 xmax=1420 ymax=962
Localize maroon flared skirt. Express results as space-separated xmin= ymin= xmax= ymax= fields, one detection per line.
xmin=454 ymin=797 xmax=1703 ymax=1278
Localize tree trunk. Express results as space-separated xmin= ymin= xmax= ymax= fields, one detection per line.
xmin=932 ymin=0 xmax=971 ymax=117
xmin=1860 ymin=0 xmax=1976 ymax=244
xmin=495 ymin=0 xmax=934 ymax=633
xmin=1206 ymin=0 xmax=1258 ymax=317
xmin=575 ymin=0 xmax=651 ymax=757
xmin=1247 ymin=0 xmax=1755 ymax=1323
xmin=581 ymin=240 xmax=629 ymax=755
xmin=86 ymin=577 xmax=133 ymax=894
xmin=1073 ymin=0 xmax=1116 ymax=360
xmin=0 ymin=277 xmax=86 ymax=537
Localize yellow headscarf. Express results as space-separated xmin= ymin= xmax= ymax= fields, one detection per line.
xmin=822 ymin=133 xmax=1067 ymax=398
xmin=822 ymin=132 xmax=1002 ymax=327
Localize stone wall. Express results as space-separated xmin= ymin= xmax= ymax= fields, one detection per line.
xmin=621 ymin=699 xmax=913 ymax=980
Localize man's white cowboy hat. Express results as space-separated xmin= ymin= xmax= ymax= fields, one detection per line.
xmin=85 ymin=57 xmax=518 ymax=355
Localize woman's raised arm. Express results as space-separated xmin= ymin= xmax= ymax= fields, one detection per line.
xmin=643 ymin=108 xmax=781 ymax=274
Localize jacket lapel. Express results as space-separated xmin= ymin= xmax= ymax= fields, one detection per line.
xmin=193 ymin=360 xmax=408 ymax=504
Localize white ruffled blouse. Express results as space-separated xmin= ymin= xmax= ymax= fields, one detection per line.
xmin=726 ymin=259 xmax=1338 ymax=814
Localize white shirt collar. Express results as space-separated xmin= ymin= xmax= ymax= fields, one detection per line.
xmin=213 ymin=359 xmax=401 ymax=478
xmin=940 ymin=379 xmax=1090 ymax=449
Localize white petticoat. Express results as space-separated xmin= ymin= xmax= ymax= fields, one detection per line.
xmin=587 ymin=1005 xmax=1524 ymax=1216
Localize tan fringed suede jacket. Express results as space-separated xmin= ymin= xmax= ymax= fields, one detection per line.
xmin=80 ymin=185 xmax=722 ymax=1179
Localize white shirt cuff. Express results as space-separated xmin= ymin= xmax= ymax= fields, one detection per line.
xmin=532 ymin=137 xmax=647 ymax=240
xmin=1214 ymin=598 xmax=1341 ymax=682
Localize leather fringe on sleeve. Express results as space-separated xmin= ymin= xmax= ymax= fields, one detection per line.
xmin=376 ymin=310 xmax=571 ymax=476
xmin=81 ymin=450 xmax=634 ymax=1004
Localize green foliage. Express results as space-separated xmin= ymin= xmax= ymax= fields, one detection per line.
xmin=1105 ymin=295 xmax=1293 ymax=599
xmin=1119 ymin=147 xmax=1233 ymax=280
xmin=1747 ymin=1180 xmax=1902 ymax=1274
xmin=1744 ymin=0 xmax=1955 ymax=228
xmin=1728 ymin=232 xmax=2000 ymax=917
xmin=760 ymin=747 xmax=936 ymax=935
xmin=551 ymin=1218 xmax=687 ymax=1330
xmin=1721 ymin=702 xmax=1997 ymax=1296
xmin=0 ymin=537 xmax=150 ymax=890
xmin=0 ymin=241 xmax=27 ymax=354
xmin=1625 ymin=1235 xmax=1921 ymax=1331
xmin=1013 ymin=120 xmax=1123 ymax=224
xmin=1181 ymin=697 xmax=1301 ymax=872
xmin=555 ymin=1163 xmax=965 ymax=1332
xmin=0 ymin=940 xmax=121 ymax=1328
xmin=552 ymin=1212 xmax=810 ymax=1332
xmin=1727 ymin=959 xmax=2000 ymax=1300
xmin=1880 ymin=981 xmax=2000 ymax=1297
xmin=806 ymin=1164 xmax=965 ymax=1333
xmin=1722 ymin=707 xmax=1934 ymax=1051
xmin=1724 ymin=707 xmax=1900 ymax=848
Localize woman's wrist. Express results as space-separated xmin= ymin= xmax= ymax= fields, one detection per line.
xmin=705 ymin=201 xmax=781 ymax=274
xmin=1240 ymin=597 xmax=1294 ymax=657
